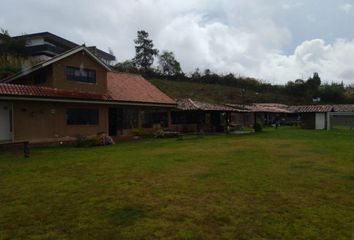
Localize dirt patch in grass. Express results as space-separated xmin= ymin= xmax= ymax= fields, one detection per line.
xmin=106 ymin=206 xmax=146 ymax=226
xmin=194 ymin=172 xmax=217 ymax=180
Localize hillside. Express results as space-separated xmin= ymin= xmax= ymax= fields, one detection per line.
xmin=150 ymin=78 xmax=299 ymax=104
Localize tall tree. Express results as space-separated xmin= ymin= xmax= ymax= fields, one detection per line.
xmin=132 ymin=30 xmax=158 ymax=71
xmin=306 ymin=72 xmax=321 ymax=97
xmin=158 ymin=51 xmax=182 ymax=76
xmin=0 ymin=29 xmax=29 ymax=78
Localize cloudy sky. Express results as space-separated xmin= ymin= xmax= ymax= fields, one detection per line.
xmin=0 ymin=0 xmax=353 ymax=84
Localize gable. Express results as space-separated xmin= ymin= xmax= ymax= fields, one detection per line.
xmin=1 ymin=46 xmax=111 ymax=84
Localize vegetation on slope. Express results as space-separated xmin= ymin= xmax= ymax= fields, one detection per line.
xmin=150 ymin=78 xmax=299 ymax=104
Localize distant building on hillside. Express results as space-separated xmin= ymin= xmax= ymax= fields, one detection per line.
xmin=10 ymin=32 xmax=116 ymax=65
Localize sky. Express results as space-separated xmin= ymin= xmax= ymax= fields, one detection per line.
xmin=0 ymin=0 xmax=353 ymax=84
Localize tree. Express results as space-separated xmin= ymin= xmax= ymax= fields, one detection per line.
xmin=0 ymin=29 xmax=29 ymax=78
xmin=203 ymin=69 xmax=211 ymax=76
xmin=306 ymin=72 xmax=321 ymax=97
xmin=158 ymin=51 xmax=182 ymax=76
xmin=132 ymin=30 xmax=158 ymax=71
xmin=113 ymin=60 xmax=138 ymax=73
xmin=191 ymin=68 xmax=201 ymax=79
xmin=286 ymin=79 xmax=307 ymax=100
xmin=0 ymin=29 xmax=28 ymax=59
xmin=319 ymin=82 xmax=346 ymax=103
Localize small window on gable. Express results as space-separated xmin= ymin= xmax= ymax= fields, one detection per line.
xmin=66 ymin=66 xmax=96 ymax=83
xmin=66 ymin=108 xmax=99 ymax=125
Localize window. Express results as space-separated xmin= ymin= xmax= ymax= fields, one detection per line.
xmin=66 ymin=109 xmax=99 ymax=125
xmin=143 ymin=111 xmax=168 ymax=128
xmin=66 ymin=66 xmax=96 ymax=83
xmin=171 ymin=112 xmax=204 ymax=124
xmin=123 ymin=109 xmax=139 ymax=129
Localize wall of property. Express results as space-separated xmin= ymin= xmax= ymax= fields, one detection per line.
xmin=12 ymin=50 xmax=108 ymax=94
xmin=169 ymin=123 xmax=198 ymax=133
xmin=12 ymin=101 xmax=108 ymax=142
xmin=301 ymin=113 xmax=316 ymax=129
xmin=330 ymin=114 xmax=354 ymax=127
xmin=51 ymin=51 xmax=108 ymax=93
xmin=231 ymin=112 xmax=255 ymax=127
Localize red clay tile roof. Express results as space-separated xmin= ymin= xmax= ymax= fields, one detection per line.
xmin=0 ymin=72 xmax=176 ymax=106
xmin=107 ymin=72 xmax=175 ymax=105
xmin=332 ymin=105 xmax=354 ymax=112
xmin=290 ymin=105 xmax=333 ymax=113
xmin=177 ymin=98 xmax=235 ymax=111
xmin=227 ymin=103 xmax=292 ymax=113
xmin=0 ymin=83 xmax=112 ymax=100
xmin=250 ymin=103 xmax=292 ymax=113
xmin=290 ymin=105 xmax=354 ymax=113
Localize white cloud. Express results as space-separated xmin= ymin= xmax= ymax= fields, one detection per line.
xmin=281 ymin=2 xmax=304 ymax=10
xmin=157 ymin=14 xmax=291 ymax=75
xmin=258 ymin=39 xmax=354 ymax=84
xmin=339 ymin=3 xmax=353 ymax=14
xmin=0 ymin=0 xmax=353 ymax=84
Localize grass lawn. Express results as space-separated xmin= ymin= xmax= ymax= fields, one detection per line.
xmin=0 ymin=128 xmax=353 ymax=239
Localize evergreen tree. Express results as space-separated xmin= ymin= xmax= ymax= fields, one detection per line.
xmin=132 ymin=30 xmax=158 ymax=71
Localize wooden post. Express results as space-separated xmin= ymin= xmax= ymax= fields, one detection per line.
xmin=167 ymin=111 xmax=172 ymax=129
xmin=24 ymin=141 xmax=30 ymax=158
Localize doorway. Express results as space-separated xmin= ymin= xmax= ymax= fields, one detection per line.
xmin=109 ymin=108 xmax=124 ymax=136
xmin=0 ymin=104 xmax=12 ymax=142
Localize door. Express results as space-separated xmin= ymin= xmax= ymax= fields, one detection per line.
xmin=315 ymin=113 xmax=326 ymax=130
xmin=210 ymin=112 xmax=221 ymax=132
xmin=116 ymin=109 xmax=124 ymax=135
xmin=109 ymin=108 xmax=124 ymax=136
xmin=0 ymin=104 xmax=12 ymax=141
xmin=109 ymin=108 xmax=118 ymax=136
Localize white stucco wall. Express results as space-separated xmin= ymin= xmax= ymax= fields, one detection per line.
xmin=315 ymin=113 xmax=326 ymax=130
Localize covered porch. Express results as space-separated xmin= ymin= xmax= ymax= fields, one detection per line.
xmin=169 ymin=99 xmax=234 ymax=133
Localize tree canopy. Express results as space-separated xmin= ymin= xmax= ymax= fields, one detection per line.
xmin=0 ymin=29 xmax=29 ymax=78
xmin=132 ymin=30 xmax=158 ymax=71
xmin=158 ymin=51 xmax=181 ymax=76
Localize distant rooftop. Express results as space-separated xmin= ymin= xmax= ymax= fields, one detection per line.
xmin=12 ymin=31 xmax=116 ymax=63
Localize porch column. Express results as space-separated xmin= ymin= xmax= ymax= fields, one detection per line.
xmin=138 ymin=110 xmax=144 ymax=129
xmin=168 ymin=111 xmax=172 ymax=129
xmin=326 ymin=112 xmax=331 ymax=130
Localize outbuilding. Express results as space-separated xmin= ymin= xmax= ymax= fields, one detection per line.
xmin=290 ymin=105 xmax=354 ymax=130
xmin=169 ymin=98 xmax=235 ymax=133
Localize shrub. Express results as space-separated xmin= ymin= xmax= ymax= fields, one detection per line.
xmin=253 ymin=123 xmax=263 ymax=132
xmin=98 ymin=133 xmax=115 ymax=145
xmin=76 ymin=133 xmax=115 ymax=147
xmin=131 ymin=128 xmax=156 ymax=137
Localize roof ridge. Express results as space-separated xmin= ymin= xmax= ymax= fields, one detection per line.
xmin=1 ymin=46 xmax=111 ymax=83
xmin=188 ymin=98 xmax=201 ymax=110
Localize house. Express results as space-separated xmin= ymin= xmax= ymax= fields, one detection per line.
xmin=226 ymin=103 xmax=293 ymax=127
xmin=169 ymin=98 xmax=235 ymax=133
xmin=290 ymin=105 xmax=354 ymax=130
xmin=10 ymin=32 xmax=116 ymax=65
xmin=0 ymin=46 xmax=175 ymax=143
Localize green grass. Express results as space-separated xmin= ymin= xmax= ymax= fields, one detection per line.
xmin=0 ymin=128 xmax=353 ymax=239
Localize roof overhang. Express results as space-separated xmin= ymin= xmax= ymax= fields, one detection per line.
xmin=1 ymin=46 xmax=111 ymax=83
xmin=0 ymin=96 xmax=177 ymax=108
